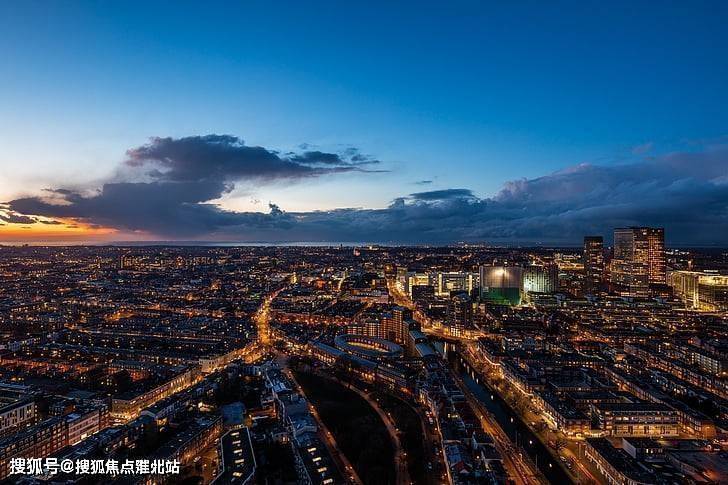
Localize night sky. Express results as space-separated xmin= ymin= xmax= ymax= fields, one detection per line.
xmin=1 ymin=1 xmax=727 ymax=244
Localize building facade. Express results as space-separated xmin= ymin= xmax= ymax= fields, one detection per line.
xmin=611 ymin=227 xmax=665 ymax=297
xmin=583 ymin=236 xmax=604 ymax=294
xmin=523 ymin=264 xmax=558 ymax=294
xmin=435 ymin=272 xmax=478 ymax=297
xmin=670 ymin=271 xmax=728 ymax=311
xmin=480 ymin=265 xmax=523 ymax=305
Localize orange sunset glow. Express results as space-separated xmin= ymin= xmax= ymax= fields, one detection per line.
xmin=0 ymin=218 xmax=117 ymax=243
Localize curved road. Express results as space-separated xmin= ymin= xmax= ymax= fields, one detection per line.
xmin=337 ymin=380 xmax=412 ymax=485
xmin=287 ymin=367 xmax=364 ymax=485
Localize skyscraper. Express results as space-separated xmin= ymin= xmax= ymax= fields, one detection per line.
xmin=611 ymin=227 xmax=665 ymax=297
xmin=646 ymin=228 xmax=666 ymax=284
xmin=583 ymin=236 xmax=604 ymax=294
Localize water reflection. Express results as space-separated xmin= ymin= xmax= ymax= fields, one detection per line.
xmin=439 ymin=343 xmax=573 ymax=485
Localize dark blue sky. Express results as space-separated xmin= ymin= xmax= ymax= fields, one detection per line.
xmin=1 ymin=2 xmax=727 ymax=244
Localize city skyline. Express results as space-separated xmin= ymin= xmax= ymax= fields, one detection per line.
xmin=2 ymin=4 xmax=728 ymax=484
xmin=1 ymin=242 xmax=726 ymax=484
xmin=1 ymin=2 xmax=727 ymax=245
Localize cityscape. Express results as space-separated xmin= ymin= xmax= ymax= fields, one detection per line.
xmin=1 ymin=2 xmax=728 ymax=484
xmin=0 ymin=235 xmax=726 ymax=484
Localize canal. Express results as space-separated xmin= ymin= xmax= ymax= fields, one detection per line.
xmin=435 ymin=341 xmax=574 ymax=484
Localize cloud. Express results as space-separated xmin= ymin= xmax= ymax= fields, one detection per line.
xmin=408 ymin=189 xmax=475 ymax=201
xmin=287 ymin=149 xmax=381 ymax=168
xmin=5 ymin=137 xmax=728 ymax=245
xmin=6 ymin=135 xmax=384 ymax=238
xmin=124 ymin=135 xmax=382 ymax=183
xmin=0 ymin=210 xmax=38 ymax=225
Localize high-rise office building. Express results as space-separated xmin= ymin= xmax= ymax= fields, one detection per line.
xmin=583 ymin=236 xmax=604 ymax=294
xmin=646 ymin=228 xmax=666 ymax=284
xmin=611 ymin=227 xmax=665 ymax=297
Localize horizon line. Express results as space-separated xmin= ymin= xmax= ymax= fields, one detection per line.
xmin=1 ymin=240 xmax=727 ymax=250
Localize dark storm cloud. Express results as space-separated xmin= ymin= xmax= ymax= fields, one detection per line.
xmin=408 ymin=189 xmax=475 ymax=201
xmin=125 ymin=135 xmax=380 ymax=183
xmin=287 ymin=149 xmax=382 ymax=168
xmin=5 ymin=135 xmax=382 ymax=237
xmin=8 ymin=179 xmax=295 ymax=237
xmin=287 ymin=151 xmax=345 ymax=165
xmin=6 ymin=139 xmax=728 ymax=244
xmin=246 ymin=144 xmax=728 ymax=245
xmin=486 ymin=145 xmax=728 ymax=244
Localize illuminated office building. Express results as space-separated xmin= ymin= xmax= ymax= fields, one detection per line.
xmin=406 ymin=273 xmax=432 ymax=297
xmin=645 ymin=228 xmax=666 ymax=284
xmin=523 ymin=264 xmax=558 ymax=293
xmin=611 ymin=227 xmax=665 ymax=297
xmin=583 ymin=236 xmax=604 ymax=294
xmin=435 ymin=271 xmax=478 ymax=297
xmin=669 ymin=271 xmax=728 ymax=311
xmin=480 ymin=265 xmax=523 ymax=305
